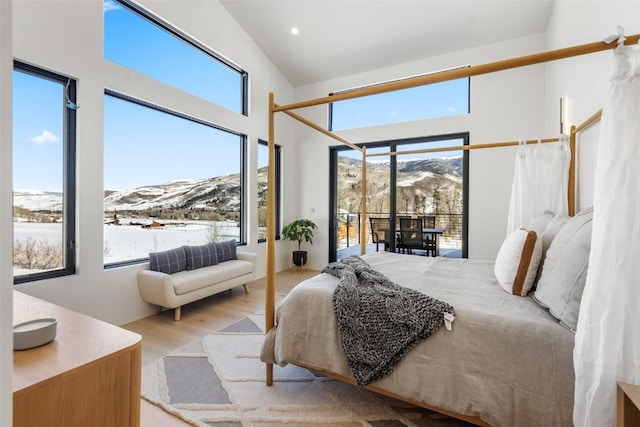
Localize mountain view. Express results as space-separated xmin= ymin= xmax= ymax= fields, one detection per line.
xmin=13 ymin=156 xmax=462 ymax=222
xmin=12 ymin=157 xmax=463 ymax=268
xmin=337 ymin=156 xmax=463 ymax=217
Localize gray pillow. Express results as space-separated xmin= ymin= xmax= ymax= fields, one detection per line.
xmin=149 ymin=247 xmax=187 ymax=274
xmin=183 ymin=244 xmax=219 ymax=270
xmin=533 ymin=209 xmax=593 ymax=332
xmin=211 ymin=239 xmax=237 ymax=262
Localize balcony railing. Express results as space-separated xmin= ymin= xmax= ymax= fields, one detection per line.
xmin=337 ymin=212 xmax=463 ymax=251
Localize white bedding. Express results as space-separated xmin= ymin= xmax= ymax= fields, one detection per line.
xmin=261 ymin=252 xmax=574 ymax=426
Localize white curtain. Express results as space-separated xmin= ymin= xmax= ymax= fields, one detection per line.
xmin=506 ymin=136 xmax=571 ymax=233
xmin=574 ymin=41 xmax=640 ymax=426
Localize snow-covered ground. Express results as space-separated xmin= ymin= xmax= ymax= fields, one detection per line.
xmin=13 ymin=219 xmax=240 ymax=265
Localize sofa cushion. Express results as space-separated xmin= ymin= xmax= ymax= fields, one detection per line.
xmin=184 ymin=244 xmax=218 ymax=270
xmin=172 ymin=260 xmax=254 ymax=295
xmin=149 ymin=247 xmax=187 ymax=274
xmin=211 ymin=240 xmax=237 ymax=262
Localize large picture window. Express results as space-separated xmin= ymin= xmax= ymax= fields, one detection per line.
xmin=329 ymin=73 xmax=470 ymax=131
xmin=103 ymin=92 xmax=245 ymax=266
xmin=12 ymin=62 xmax=77 ymax=283
xmin=103 ymin=0 xmax=248 ymax=115
xmin=257 ymin=139 xmax=281 ymax=242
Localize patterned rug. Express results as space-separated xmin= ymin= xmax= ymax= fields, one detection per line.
xmin=142 ymin=312 xmax=473 ymax=426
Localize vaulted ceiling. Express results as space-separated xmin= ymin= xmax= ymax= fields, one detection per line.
xmin=220 ymin=0 xmax=556 ymax=86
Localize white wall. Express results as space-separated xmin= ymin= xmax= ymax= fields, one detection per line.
xmin=1 ymin=1 xmax=13 ymax=424
xmin=544 ymin=1 xmax=640 ymax=211
xmin=291 ymin=33 xmax=548 ymax=265
xmin=11 ymin=0 xmax=295 ymax=325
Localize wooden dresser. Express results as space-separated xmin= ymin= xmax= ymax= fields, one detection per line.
xmin=12 ymin=291 xmax=142 ymax=427
xmin=618 ymin=382 xmax=640 ymax=427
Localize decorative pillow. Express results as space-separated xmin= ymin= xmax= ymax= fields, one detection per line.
xmin=183 ymin=244 xmax=219 ymax=270
xmin=211 ymin=239 xmax=237 ymax=262
xmin=527 ymin=210 xmax=554 ymax=237
xmin=494 ymin=229 xmax=542 ymax=296
xmin=540 ymin=214 xmax=570 ymax=257
xmin=534 ymin=214 xmax=570 ymax=282
xmin=149 ymin=247 xmax=187 ymax=274
xmin=533 ymin=209 xmax=593 ymax=332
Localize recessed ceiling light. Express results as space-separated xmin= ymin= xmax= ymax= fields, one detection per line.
xmin=291 ymin=27 xmax=299 ymax=36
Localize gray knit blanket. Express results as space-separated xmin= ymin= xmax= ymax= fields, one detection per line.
xmin=322 ymin=255 xmax=454 ymax=387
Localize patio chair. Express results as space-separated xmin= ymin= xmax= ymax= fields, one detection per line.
xmin=369 ymin=217 xmax=391 ymax=252
xmin=422 ymin=215 xmax=437 ymax=256
xmin=399 ymin=217 xmax=427 ymax=255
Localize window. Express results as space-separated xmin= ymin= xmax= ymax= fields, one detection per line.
xmin=257 ymin=140 xmax=281 ymax=242
xmin=12 ymin=62 xmax=77 ymax=283
xmin=103 ymin=91 xmax=246 ymax=266
xmin=103 ymin=0 xmax=248 ymax=115
xmin=329 ymin=73 xmax=470 ymax=131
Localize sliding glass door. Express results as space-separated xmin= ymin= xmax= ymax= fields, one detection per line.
xmin=329 ymin=134 xmax=468 ymax=261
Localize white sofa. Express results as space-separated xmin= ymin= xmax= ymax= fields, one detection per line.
xmin=137 ymin=251 xmax=257 ymax=320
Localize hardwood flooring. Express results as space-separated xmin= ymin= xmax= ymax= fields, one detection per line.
xmin=122 ymin=267 xmax=319 ymax=427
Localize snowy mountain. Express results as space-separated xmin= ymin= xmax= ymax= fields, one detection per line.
xmin=13 ymin=190 xmax=64 ymax=211
xmin=13 ymin=157 xmax=461 ymax=214
xmin=104 ymin=173 xmax=241 ymax=212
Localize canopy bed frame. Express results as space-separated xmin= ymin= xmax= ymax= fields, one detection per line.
xmin=263 ymin=34 xmax=638 ymax=425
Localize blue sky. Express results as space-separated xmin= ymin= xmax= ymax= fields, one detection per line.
xmin=13 ymin=0 xmax=467 ymax=192
xmin=12 ymin=71 xmax=64 ymax=192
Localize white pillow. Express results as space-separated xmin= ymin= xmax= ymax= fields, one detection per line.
xmin=527 ymin=210 xmax=554 ymax=237
xmin=536 ymin=214 xmax=570 ymax=281
xmin=495 ymin=229 xmax=542 ymax=296
xmin=540 ymin=215 xmax=569 ymax=256
xmin=533 ymin=209 xmax=593 ymax=332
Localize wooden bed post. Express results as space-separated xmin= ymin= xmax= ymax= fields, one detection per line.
xmin=266 ymin=92 xmax=276 ymax=386
xmin=360 ymin=146 xmax=367 ymax=256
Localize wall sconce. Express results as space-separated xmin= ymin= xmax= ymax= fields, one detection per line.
xmin=560 ymin=97 xmax=568 ymax=134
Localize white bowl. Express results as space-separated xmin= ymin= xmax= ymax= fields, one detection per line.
xmin=13 ymin=318 xmax=57 ymax=351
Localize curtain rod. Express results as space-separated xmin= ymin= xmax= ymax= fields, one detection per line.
xmin=274 ymin=34 xmax=640 ymax=113
xmin=366 ymin=137 xmax=561 ymax=158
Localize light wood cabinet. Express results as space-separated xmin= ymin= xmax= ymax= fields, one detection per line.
xmin=12 ymin=291 xmax=142 ymax=427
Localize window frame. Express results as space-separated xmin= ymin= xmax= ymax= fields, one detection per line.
xmin=103 ymin=89 xmax=247 ymax=269
xmin=13 ymin=61 xmax=77 ymax=284
xmin=107 ymin=0 xmax=249 ymax=116
xmin=257 ymin=139 xmax=281 ymax=243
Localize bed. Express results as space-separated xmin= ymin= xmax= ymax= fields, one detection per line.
xmin=262 ymin=33 xmax=640 ymax=427
xmin=262 ymin=251 xmax=575 ymax=426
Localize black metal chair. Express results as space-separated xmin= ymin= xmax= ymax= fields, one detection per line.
xmin=422 ymin=215 xmax=436 ymax=228
xmin=398 ymin=217 xmax=426 ymax=255
xmin=422 ymin=215 xmax=437 ymax=256
xmin=369 ymin=217 xmax=390 ymax=252
xmin=395 ymin=216 xmax=411 ymax=252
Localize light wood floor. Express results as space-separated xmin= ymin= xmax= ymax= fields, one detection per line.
xmin=122 ymin=267 xmax=319 ymax=427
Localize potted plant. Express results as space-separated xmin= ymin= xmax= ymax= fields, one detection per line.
xmin=281 ymin=219 xmax=317 ymax=267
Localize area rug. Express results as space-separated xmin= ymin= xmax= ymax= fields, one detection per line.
xmin=142 ymin=312 xmax=473 ymax=426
